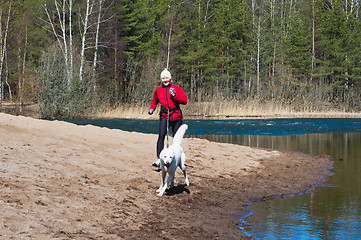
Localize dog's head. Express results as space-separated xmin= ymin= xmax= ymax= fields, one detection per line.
xmin=159 ymin=147 xmax=174 ymax=171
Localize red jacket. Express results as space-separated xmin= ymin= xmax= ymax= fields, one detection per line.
xmin=150 ymin=83 xmax=188 ymax=121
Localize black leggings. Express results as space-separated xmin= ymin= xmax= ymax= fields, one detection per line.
xmin=156 ymin=118 xmax=183 ymax=158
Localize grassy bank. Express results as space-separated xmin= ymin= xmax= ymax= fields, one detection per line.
xmin=2 ymin=100 xmax=359 ymax=119
xmin=94 ymin=100 xmax=361 ymax=119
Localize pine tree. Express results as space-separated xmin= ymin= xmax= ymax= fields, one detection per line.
xmin=317 ymin=0 xmax=348 ymax=101
xmin=284 ymin=9 xmax=312 ymax=87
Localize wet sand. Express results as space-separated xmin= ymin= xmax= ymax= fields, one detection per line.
xmin=0 ymin=113 xmax=331 ymax=239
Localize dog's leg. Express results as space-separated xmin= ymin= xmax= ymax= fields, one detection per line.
xmin=183 ymin=169 xmax=189 ymax=186
xmin=158 ymin=172 xmax=175 ymax=196
xmin=169 ymin=165 xmax=175 ymax=189
xmin=157 ymin=183 xmax=167 ymax=196
xmin=158 ymin=175 xmax=169 ymax=196
xmin=170 ymin=174 xmax=174 ymax=189
xmin=157 ymin=169 xmax=166 ymax=193
xmin=168 ymin=174 xmax=175 ymax=190
xmin=180 ymin=152 xmax=189 ymax=186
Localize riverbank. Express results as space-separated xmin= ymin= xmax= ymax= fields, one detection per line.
xmin=0 ymin=113 xmax=332 ymax=239
xmin=95 ymin=101 xmax=361 ymax=119
xmin=2 ymin=102 xmax=360 ymax=120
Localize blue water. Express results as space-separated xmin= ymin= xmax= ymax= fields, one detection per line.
xmin=236 ymin=132 xmax=361 ymax=239
xmin=60 ymin=118 xmax=361 ymax=135
xmin=59 ymin=118 xmax=361 ymax=239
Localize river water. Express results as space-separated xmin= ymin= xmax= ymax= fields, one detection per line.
xmin=61 ymin=118 xmax=361 ymax=239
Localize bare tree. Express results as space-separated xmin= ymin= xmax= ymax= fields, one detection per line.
xmin=311 ymin=0 xmax=315 ymax=84
xmin=79 ymin=0 xmax=94 ymax=83
xmin=92 ymin=0 xmax=104 ymax=91
xmin=18 ymin=25 xmax=28 ymax=112
xmin=0 ymin=1 xmax=11 ymax=106
xmin=5 ymin=51 xmax=12 ymax=105
xmin=69 ymin=0 xmax=73 ymax=84
xmin=43 ymin=0 xmax=72 ymax=86
xmin=256 ymin=17 xmax=261 ymax=96
xmin=270 ymin=0 xmax=276 ymax=98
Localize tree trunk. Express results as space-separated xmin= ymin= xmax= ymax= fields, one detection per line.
xmin=80 ymin=0 xmax=93 ymax=83
xmin=93 ymin=0 xmax=103 ymax=92
xmin=0 ymin=2 xmax=11 ymax=106
xmin=311 ymin=0 xmax=315 ymax=85
xmin=167 ymin=19 xmax=172 ymax=69
xmin=114 ymin=26 xmax=119 ymax=101
xmin=0 ymin=11 xmax=2 ymax=106
xmin=69 ymin=0 xmax=73 ymax=86
xmin=271 ymin=0 xmax=276 ymax=98
xmin=191 ymin=65 xmax=194 ymax=100
xmin=257 ymin=18 xmax=261 ymax=97
xmin=5 ymin=56 xmax=12 ymax=105
xmin=44 ymin=0 xmax=70 ymax=85
xmin=18 ymin=25 xmax=28 ymax=112
xmin=60 ymin=0 xmax=70 ymax=85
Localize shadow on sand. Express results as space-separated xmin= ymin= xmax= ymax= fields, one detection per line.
xmin=165 ymin=184 xmax=190 ymax=196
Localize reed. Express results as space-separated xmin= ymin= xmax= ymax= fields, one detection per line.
xmin=93 ymin=100 xmax=361 ymax=119
xmin=93 ymin=102 xmax=151 ymax=119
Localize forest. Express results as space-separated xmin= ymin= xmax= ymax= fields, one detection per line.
xmin=0 ymin=0 xmax=360 ymax=118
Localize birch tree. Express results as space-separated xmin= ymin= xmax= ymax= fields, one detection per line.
xmin=69 ymin=0 xmax=73 ymax=84
xmin=43 ymin=0 xmax=72 ymax=86
xmin=0 ymin=1 xmax=11 ymax=106
xmin=91 ymin=0 xmax=112 ymax=92
xmin=79 ymin=0 xmax=93 ymax=83
xmin=18 ymin=25 xmax=28 ymax=111
xmin=311 ymin=0 xmax=315 ymax=84
xmin=256 ymin=17 xmax=261 ymax=96
xmin=92 ymin=0 xmax=103 ymax=91
xmin=248 ymin=0 xmax=266 ymax=98
xmin=5 ymin=51 xmax=11 ymax=105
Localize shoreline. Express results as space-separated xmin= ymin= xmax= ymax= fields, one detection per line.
xmin=0 ymin=113 xmax=332 ymax=239
xmin=1 ymin=103 xmax=361 ymax=120
xmin=99 ymin=112 xmax=361 ymax=120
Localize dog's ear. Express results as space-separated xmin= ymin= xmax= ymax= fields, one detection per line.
xmin=159 ymin=150 xmax=164 ymax=160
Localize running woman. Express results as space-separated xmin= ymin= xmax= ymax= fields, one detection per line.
xmin=148 ymin=68 xmax=188 ymax=167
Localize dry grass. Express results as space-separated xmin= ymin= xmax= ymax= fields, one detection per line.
xmin=93 ymin=100 xmax=361 ymax=119
xmin=93 ymin=103 xmax=152 ymax=119
xmin=183 ymin=100 xmax=292 ymax=117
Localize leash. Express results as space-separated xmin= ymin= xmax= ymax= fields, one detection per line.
xmin=166 ymin=17 xmax=171 ymax=149
xmin=166 ymin=108 xmax=170 ymax=148
xmin=165 ymin=7 xmax=172 ymax=148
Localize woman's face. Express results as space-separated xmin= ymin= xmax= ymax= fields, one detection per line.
xmin=162 ymin=77 xmax=171 ymax=86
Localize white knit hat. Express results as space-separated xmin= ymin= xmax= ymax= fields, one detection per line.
xmin=160 ymin=68 xmax=172 ymax=79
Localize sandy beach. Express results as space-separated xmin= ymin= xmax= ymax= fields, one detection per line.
xmin=0 ymin=113 xmax=331 ymax=239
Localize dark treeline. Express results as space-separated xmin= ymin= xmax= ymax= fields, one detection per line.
xmin=0 ymin=0 xmax=360 ymax=118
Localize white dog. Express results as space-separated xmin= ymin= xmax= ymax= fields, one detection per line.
xmin=157 ymin=124 xmax=189 ymax=196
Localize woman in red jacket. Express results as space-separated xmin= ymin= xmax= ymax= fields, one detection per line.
xmin=148 ymin=68 xmax=188 ymax=167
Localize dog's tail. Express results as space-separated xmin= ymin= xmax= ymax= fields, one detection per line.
xmin=173 ymin=124 xmax=188 ymax=146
